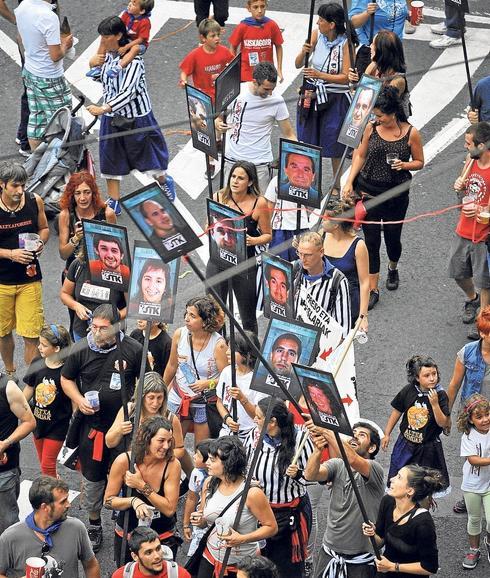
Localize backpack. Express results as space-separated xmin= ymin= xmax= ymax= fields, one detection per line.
xmin=123 ymin=559 xmax=178 ymax=578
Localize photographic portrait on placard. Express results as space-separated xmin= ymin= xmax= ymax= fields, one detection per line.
xmin=121 ymin=183 xmax=202 ymax=263
xmin=215 ymin=53 xmax=241 ymax=113
xmin=293 ymin=364 xmax=353 ymax=436
xmin=262 ymin=252 xmax=294 ymax=319
xmin=207 ymin=198 xmax=247 ymax=269
xmin=185 ymin=84 xmax=218 ymax=160
xmin=83 ymin=219 xmax=131 ymax=291
xmin=251 ymin=317 xmax=320 ymax=400
xmin=338 ymin=74 xmax=383 ymax=148
xmin=128 ymin=241 xmax=179 ymax=323
xmin=277 ymin=139 xmax=322 ymax=209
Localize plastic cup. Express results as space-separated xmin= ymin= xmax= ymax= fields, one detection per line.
xmin=386 ymin=153 xmax=399 ymax=166
xmin=84 ymin=390 xmax=100 ymax=411
xmin=19 ymin=233 xmax=41 ymax=252
xmin=25 ymin=557 xmax=46 ymax=578
xmin=65 ymin=36 xmax=79 ymax=61
xmin=410 ymin=1 xmax=424 ymax=26
xmin=138 ymin=505 xmax=154 ymax=527
xmin=462 ymin=195 xmax=476 ymax=214
xmin=477 ymin=207 xmax=490 ymax=224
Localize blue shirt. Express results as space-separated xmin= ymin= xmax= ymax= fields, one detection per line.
xmin=474 ymin=76 xmax=490 ymax=122
xmin=349 ymin=0 xmax=408 ymax=46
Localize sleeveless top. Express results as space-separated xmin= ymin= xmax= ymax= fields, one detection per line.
xmin=325 ymin=236 xmax=361 ymax=324
xmin=116 ymin=454 xmax=176 ymax=535
xmin=310 ymin=34 xmax=350 ymax=96
xmin=168 ymin=326 xmax=224 ymax=405
xmin=0 ymin=376 xmax=20 ymax=472
xmin=359 ymin=125 xmax=413 ymax=195
xmin=229 ymin=195 xmax=261 ymax=259
xmin=203 ymin=481 xmax=258 ymax=564
xmin=0 ymin=193 xmax=41 ymax=284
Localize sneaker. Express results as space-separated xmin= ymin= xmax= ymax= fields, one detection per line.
xmin=88 ymin=525 xmax=103 ymax=553
xmin=18 ymin=147 xmax=31 ymax=158
xmin=368 ymin=290 xmax=379 ymax=311
xmin=15 ymin=137 xmax=21 ymax=145
xmin=467 ymin=326 xmax=480 ymax=341
xmin=462 ymin=548 xmax=480 ymax=569
xmin=462 ymin=294 xmax=480 ymax=324
xmin=484 ymin=536 xmax=490 ymax=563
xmin=430 ymin=22 xmax=447 ymax=35
xmin=106 ymin=64 xmax=123 ymax=79
xmin=386 ymin=268 xmax=399 ymax=291
xmin=405 ymin=20 xmax=416 ymax=35
xmin=106 ymin=197 xmax=121 ymax=216
xmin=430 ymin=35 xmax=462 ymax=49
xmin=453 ymin=499 xmax=467 ymax=514
xmin=86 ymin=66 xmax=102 ymax=78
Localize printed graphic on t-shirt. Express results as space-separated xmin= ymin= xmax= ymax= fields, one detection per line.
xmin=404 ymin=400 xmax=429 ymax=443
xmin=34 ymin=378 xmax=57 ymax=420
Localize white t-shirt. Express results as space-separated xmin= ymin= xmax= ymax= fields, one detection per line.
xmin=15 ymin=0 xmax=64 ymax=78
xmin=265 ymin=176 xmax=312 ymax=230
xmin=216 ymin=366 xmax=266 ymax=437
xmin=460 ymin=427 xmax=490 ymax=493
xmin=226 ymin=87 xmax=289 ymax=164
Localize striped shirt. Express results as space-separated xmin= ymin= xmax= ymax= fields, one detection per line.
xmin=243 ymin=426 xmax=314 ymax=504
xmin=293 ymin=259 xmax=351 ymax=338
xmin=101 ymin=52 xmax=152 ymax=118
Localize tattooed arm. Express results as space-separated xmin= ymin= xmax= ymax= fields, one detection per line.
xmin=0 ymin=381 xmax=36 ymax=455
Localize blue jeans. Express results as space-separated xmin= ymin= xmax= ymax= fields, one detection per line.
xmin=445 ymin=2 xmax=466 ymax=39
xmin=0 ymin=468 xmax=20 ymax=535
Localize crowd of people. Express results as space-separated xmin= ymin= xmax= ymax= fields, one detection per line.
xmin=0 ymin=1 xmax=490 ymax=578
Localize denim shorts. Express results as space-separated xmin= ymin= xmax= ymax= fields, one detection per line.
xmin=167 ymin=399 xmax=207 ymax=424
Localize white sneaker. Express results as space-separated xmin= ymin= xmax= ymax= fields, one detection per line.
xmin=430 ymin=35 xmax=462 ymax=49
xmin=430 ymin=22 xmax=447 ymax=35
xmin=404 ymin=21 xmax=416 ymax=35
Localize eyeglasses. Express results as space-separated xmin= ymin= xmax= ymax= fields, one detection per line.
xmin=296 ymin=250 xmax=317 ymax=259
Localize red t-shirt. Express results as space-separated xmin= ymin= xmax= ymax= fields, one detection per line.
xmin=455 ymin=160 xmax=490 ymax=242
xmin=229 ymin=20 xmax=284 ymax=82
xmin=112 ymin=562 xmax=190 ymax=578
xmin=180 ymin=45 xmax=234 ymax=102
xmin=121 ymin=11 xmax=151 ymax=46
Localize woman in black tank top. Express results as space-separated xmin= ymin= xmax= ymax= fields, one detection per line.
xmin=104 ymin=416 xmax=182 ymax=563
xmin=343 ymin=86 xmax=424 ymax=310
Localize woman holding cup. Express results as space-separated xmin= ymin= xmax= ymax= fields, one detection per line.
xmin=191 ymin=436 xmax=277 ymax=578
xmin=342 ymin=86 xmax=424 ymax=310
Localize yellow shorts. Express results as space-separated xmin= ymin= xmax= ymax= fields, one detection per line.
xmin=0 ymin=282 xmax=44 ymax=338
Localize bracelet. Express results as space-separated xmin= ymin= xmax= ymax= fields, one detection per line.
xmin=183 ymin=525 xmax=191 ymax=530
xmin=141 ymin=482 xmax=154 ymax=498
xmin=395 ymin=562 xmax=400 ymax=573
xmin=69 ymin=237 xmax=78 ymax=247
xmin=223 ymin=413 xmax=231 ymax=424
xmin=208 ymin=378 xmax=217 ymax=389
xmin=130 ymin=497 xmax=138 ymax=508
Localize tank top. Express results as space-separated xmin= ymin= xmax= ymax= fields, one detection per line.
xmin=116 ymin=454 xmax=176 ymax=535
xmin=310 ymin=34 xmax=350 ymax=95
xmin=203 ymin=481 xmax=258 ymax=564
xmin=359 ymin=125 xmax=413 ymax=195
xmin=0 ymin=192 xmax=41 ymax=284
xmin=168 ymin=327 xmax=224 ymax=404
xmin=325 ymin=237 xmax=361 ymax=323
xmin=0 ymin=376 xmax=20 ymax=472
xmin=229 ymin=195 xmax=261 ymax=259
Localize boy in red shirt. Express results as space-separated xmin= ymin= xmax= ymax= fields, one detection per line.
xmin=87 ymin=0 xmax=153 ymax=79
xmin=229 ymin=0 xmax=284 ymax=83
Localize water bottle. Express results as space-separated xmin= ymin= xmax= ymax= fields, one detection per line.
xmin=179 ymin=362 xmax=196 ymax=385
xmin=354 ymin=330 xmax=368 ymax=344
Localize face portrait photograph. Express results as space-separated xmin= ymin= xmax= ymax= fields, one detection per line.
xmin=283 ymin=153 xmax=316 ymax=190
xmin=351 ymin=87 xmax=375 ymax=127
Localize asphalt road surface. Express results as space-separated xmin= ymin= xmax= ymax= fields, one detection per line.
xmin=0 ymin=1 xmax=490 ymax=576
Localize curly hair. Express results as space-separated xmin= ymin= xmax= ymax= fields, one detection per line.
xmin=405 ymin=355 xmax=440 ymax=388
xmin=185 ymin=295 xmax=225 ymax=333
xmin=206 ymin=436 xmax=247 ymax=498
xmin=132 ymin=416 xmax=174 ymax=465
xmin=475 ymin=305 xmax=490 ymax=335
xmin=258 ymin=398 xmax=295 ymax=480
xmin=323 ymin=198 xmax=355 ymax=233
xmin=59 ymin=171 xmax=105 ymax=212
xmin=374 ymin=85 xmax=406 ymax=123
xmin=456 ymin=393 xmax=490 ymax=435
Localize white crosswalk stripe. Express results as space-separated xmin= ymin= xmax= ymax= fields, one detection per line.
xmin=18 ymin=480 xmax=80 ymax=522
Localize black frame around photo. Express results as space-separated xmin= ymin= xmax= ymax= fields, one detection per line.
xmin=185 ymin=84 xmax=219 ymax=160
xmin=261 ymin=252 xmax=294 ymax=320
xmin=293 ymin=363 xmax=353 ymax=436
xmin=127 ymin=240 xmax=179 ymax=323
xmin=207 ymin=198 xmax=247 ymax=269
xmin=215 ymin=53 xmax=241 ymax=113
xmin=82 ymin=219 xmax=131 ymax=292
xmin=250 ymin=317 xmax=321 ymax=400
xmin=121 ymin=183 xmax=203 ymax=263
xmin=277 ymin=138 xmax=322 ymax=209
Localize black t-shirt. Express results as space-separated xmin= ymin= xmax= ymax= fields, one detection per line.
xmin=391 ymin=384 xmax=449 ymax=445
xmin=376 ymin=495 xmax=439 ymax=577
xmin=66 ymin=259 xmax=126 ymax=338
xmin=0 ymin=376 xmax=19 ymax=472
xmin=130 ymin=328 xmax=171 ymax=376
xmin=61 ymin=336 xmax=146 ymax=432
xmin=23 ymin=357 xmax=71 ymax=440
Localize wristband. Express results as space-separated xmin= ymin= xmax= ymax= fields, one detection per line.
xmin=395 ymin=563 xmax=400 ymax=573
xmin=223 ymin=413 xmax=232 ymax=424
xmin=69 ymin=237 xmax=78 ymax=246
xmin=208 ymin=379 xmax=217 ymax=389
xmin=184 ymin=525 xmax=191 ymax=529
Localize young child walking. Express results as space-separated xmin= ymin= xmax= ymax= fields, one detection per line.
xmin=382 ymin=355 xmax=451 ymax=495
xmin=229 ymin=0 xmax=284 ymax=82
xmin=183 ymin=439 xmax=211 ymax=556
xmin=23 ymin=324 xmax=72 ymax=478
xmin=87 ymin=0 xmax=153 ymax=79
xmin=457 ymin=393 xmax=490 ymax=570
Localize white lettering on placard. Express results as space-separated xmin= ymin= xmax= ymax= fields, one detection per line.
xmin=289 ymin=186 xmax=308 ymax=200
xmin=318 ymin=410 xmax=339 ymax=427
xmin=346 ymin=125 xmax=360 ymax=139
xmin=219 ymin=248 xmax=237 ymax=265
xmin=101 ymin=270 xmax=122 ymax=284
xmin=139 ymin=302 xmax=161 ymax=316
xmin=270 ymin=301 xmax=286 ymax=317
xmin=265 ymin=373 xmax=290 ymax=388
xmin=197 ymin=132 xmax=210 ymax=146
xmin=163 ymin=234 xmax=186 ymax=250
